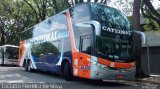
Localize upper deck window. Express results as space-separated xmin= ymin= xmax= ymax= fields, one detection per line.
xmin=91 ymin=3 xmax=130 ymax=31
xmin=33 ymin=14 xmax=68 ymax=37
xmin=70 ymin=4 xmax=91 ymax=23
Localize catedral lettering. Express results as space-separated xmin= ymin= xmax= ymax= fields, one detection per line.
xmin=102 ymin=26 xmax=131 ymax=35
xmin=29 ymin=31 xmax=69 ymax=45
xmin=18 ymin=2 xmax=139 ymax=81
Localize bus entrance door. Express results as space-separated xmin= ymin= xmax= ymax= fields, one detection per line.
xmin=79 ymin=36 xmax=92 ymax=79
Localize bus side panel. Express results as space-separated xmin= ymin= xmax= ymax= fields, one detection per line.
xmin=78 ymin=52 xmax=91 ymax=78
xmin=30 ymin=39 xmax=71 ymax=72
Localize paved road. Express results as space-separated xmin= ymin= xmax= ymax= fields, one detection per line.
xmin=0 ymin=66 xmax=159 ymax=89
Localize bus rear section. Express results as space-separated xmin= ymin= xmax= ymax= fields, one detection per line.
xmin=18 ymin=2 xmax=136 ymax=81
xmin=0 ymin=45 xmax=19 ymax=66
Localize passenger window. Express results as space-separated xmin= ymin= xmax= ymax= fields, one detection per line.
xmin=31 ymin=41 xmax=60 ymax=56
xmin=53 ymin=41 xmax=60 ymax=54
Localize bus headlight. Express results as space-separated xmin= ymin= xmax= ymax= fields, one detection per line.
xmin=123 ymin=66 xmax=135 ymax=71
xmin=90 ymin=59 xmax=108 ymax=69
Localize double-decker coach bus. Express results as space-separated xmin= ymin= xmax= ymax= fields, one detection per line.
xmin=19 ymin=2 xmax=136 ymax=81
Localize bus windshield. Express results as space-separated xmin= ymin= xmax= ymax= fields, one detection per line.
xmin=5 ymin=47 xmax=19 ymax=59
xmin=96 ymin=35 xmax=133 ymax=62
xmin=0 ymin=46 xmax=19 ymax=59
xmin=91 ymin=3 xmax=134 ymax=62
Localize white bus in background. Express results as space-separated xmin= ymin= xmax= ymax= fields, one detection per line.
xmin=0 ymin=44 xmax=19 ymax=66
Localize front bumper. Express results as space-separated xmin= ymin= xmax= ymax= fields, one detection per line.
xmin=90 ymin=59 xmax=136 ymax=80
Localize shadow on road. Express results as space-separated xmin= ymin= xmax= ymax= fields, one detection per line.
xmin=0 ymin=64 xmax=19 ymax=67
xmin=23 ymin=69 xmax=131 ymax=87
xmin=73 ymin=77 xmax=129 ymax=87
xmin=0 ymin=67 xmax=138 ymax=89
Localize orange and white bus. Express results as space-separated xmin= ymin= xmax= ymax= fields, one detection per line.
xmin=19 ymin=2 xmax=138 ymax=81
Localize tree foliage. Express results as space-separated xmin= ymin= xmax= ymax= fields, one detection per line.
xmin=0 ymin=0 xmax=34 ymax=45
xmin=24 ymin=0 xmax=69 ymax=22
xmin=66 ymin=0 xmax=110 ymax=6
xmin=141 ymin=0 xmax=160 ymax=30
xmin=0 ymin=0 xmax=69 ymax=46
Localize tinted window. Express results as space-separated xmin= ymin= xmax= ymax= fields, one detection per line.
xmin=73 ymin=25 xmax=93 ymax=49
xmin=5 ymin=47 xmax=19 ymax=59
xmin=70 ymin=4 xmax=91 ymax=23
xmin=81 ymin=37 xmax=92 ymax=54
xmin=96 ymin=36 xmax=133 ymax=62
xmin=63 ymin=38 xmax=71 ymax=53
xmin=33 ymin=14 xmax=68 ymax=37
xmin=31 ymin=41 xmax=60 ymax=56
xmin=21 ymin=13 xmax=68 ymax=40
xmin=0 ymin=47 xmax=19 ymax=59
xmin=91 ymin=3 xmax=130 ymax=31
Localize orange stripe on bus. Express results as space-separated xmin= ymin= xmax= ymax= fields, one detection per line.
xmin=18 ymin=40 xmax=25 ymax=64
xmin=66 ymin=11 xmax=79 ymax=77
xmin=66 ymin=11 xmax=76 ymax=52
xmin=66 ymin=11 xmax=91 ymax=79
xmin=98 ymin=58 xmax=135 ymax=69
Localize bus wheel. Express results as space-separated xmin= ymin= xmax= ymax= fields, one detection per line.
xmin=64 ymin=62 xmax=72 ymax=81
xmin=0 ymin=58 xmax=4 ymax=66
xmin=25 ymin=60 xmax=33 ymax=72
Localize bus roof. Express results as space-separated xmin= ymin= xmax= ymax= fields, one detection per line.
xmin=21 ymin=2 xmax=117 ymax=34
xmin=0 ymin=44 xmax=19 ymax=48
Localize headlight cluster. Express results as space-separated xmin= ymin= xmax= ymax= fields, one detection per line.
xmin=90 ymin=59 xmax=135 ymax=72
xmin=90 ymin=59 xmax=108 ymax=69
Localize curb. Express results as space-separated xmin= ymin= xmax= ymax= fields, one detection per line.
xmin=135 ymin=79 xmax=160 ymax=84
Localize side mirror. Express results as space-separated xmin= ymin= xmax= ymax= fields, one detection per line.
xmin=75 ymin=20 xmax=101 ymax=36
xmin=132 ymin=30 xmax=147 ymax=45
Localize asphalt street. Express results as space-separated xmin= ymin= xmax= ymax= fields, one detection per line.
xmin=0 ymin=66 xmax=159 ymax=89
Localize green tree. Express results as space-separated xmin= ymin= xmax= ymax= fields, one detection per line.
xmin=141 ymin=0 xmax=160 ymax=31
xmin=141 ymin=0 xmax=160 ymax=26
xmin=133 ymin=0 xmax=160 ymax=77
xmin=0 ymin=0 xmax=69 ymax=46
xmin=65 ymin=0 xmax=110 ymax=6
xmin=0 ymin=0 xmax=37 ymax=45
xmin=24 ymin=0 xmax=69 ymax=22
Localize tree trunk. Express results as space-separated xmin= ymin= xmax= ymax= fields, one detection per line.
xmin=0 ymin=27 xmax=5 ymax=46
xmin=133 ymin=0 xmax=141 ymax=30
xmin=132 ymin=0 xmax=146 ymax=78
xmin=1 ymin=30 xmax=5 ymax=45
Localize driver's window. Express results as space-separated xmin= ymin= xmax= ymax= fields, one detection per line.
xmin=81 ymin=38 xmax=92 ymax=54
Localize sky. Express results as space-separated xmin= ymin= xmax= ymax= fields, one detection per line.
xmin=108 ymin=0 xmax=160 ymax=16
xmin=152 ymin=0 xmax=160 ymax=9
xmin=76 ymin=0 xmax=160 ymax=16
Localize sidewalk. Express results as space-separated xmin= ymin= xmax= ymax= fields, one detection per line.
xmin=136 ymin=75 xmax=160 ymax=84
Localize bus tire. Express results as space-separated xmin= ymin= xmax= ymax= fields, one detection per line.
xmin=25 ymin=60 xmax=33 ymax=72
xmin=64 ymin=62 xmax=72 ymax=81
